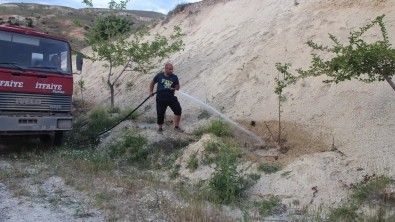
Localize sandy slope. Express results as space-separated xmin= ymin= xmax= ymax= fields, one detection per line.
xmin=77 ymin=0 xmax=395 ymax=210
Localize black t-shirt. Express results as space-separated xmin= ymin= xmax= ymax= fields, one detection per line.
xmin=153 ymin=72 xmax=179 ymax=100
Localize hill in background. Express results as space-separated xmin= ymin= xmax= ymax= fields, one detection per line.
xmin=0 ymin=3 xmax=164 ymax=50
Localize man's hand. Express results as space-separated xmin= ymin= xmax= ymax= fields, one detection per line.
xmin=149 ymin=92 xmax=154 ymax=97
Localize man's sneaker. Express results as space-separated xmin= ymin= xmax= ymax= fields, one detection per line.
xmin=158 ymin=128 xmax=163 ymax=134
xmin=174 ymin=126 xmax=184 ymax=132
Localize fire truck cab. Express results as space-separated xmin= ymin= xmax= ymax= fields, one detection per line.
xmin=0 ymin=25 xmax=81 ymax=145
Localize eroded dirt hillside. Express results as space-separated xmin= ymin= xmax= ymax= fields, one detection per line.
xmin=77 ymin=0 xmax=395 ymax=209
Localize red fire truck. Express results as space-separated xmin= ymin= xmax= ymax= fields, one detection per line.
xmin=0 ymin=25 xmax=82 ymax=145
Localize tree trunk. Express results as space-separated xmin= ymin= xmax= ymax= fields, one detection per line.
xmin=109 ymin=83 xmax=115 ymax=108
xmin=382 ymin=74 xmax=395 ymax=92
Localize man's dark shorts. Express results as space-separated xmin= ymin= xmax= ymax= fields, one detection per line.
xmin=156 ymin=97 xmax=182 ymax=125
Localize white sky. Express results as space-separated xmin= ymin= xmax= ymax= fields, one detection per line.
xmin=1 ymin=0 xmax=202 ymax=14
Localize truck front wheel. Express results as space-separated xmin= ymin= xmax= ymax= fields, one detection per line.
xmin=54 ymin=131 xmax=64 ymax=147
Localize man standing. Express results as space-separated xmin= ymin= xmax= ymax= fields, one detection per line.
xmin=149 ymin=63 xmax=182 ymax=133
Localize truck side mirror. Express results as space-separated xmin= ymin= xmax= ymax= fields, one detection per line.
xmin=76 ymin=55 xmax=83 ymax=71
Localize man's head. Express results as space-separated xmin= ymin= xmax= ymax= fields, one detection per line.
xmin=164 ymin=63 xmax=173 ymax=75
xmin=51 ymin=55 xmax=61 ymax=68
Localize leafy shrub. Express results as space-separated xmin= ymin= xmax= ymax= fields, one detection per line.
xmin=87 ymin=107 xmax=123 ymax=135
xmin=85 ymin=15 xmax=133 ymax=42
xmin=67 ymin=106 xmax=141 ymax=145
xmin=327 ymin=175 xmax=394 ymax=221
xmin=194 ymin=119 xmax=232 ymax=137
xmin=208 ymin=145 xmax=246 ymax=204
xmin=352 ymin=175 xmax=391 ymax=202
xmin=108 ymin=132 xmax=149 ymax=168
xmin=107 ymin=106 xmax=120 ymax=114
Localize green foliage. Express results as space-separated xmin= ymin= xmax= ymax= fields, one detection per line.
xmin=67 ymin=106 xmax=141 ymax=145
xmin=255 ymin=195 xmax=282 ymax=216
xmin=209 ymin=120 xmax=231 ymax=136
xmin=82 ymin=0 xmax=185 ymax=108
xmin=257 ymin=162 xmax=281 ymax=174
xmin=327 ymin=175 xmax=394 ymax=221
xmin=86 ymin=107 xmax=117 ymax=136
xmin=125 ymin=81 xmax=134 ymax=91
xmin=197 ymin=109 xmax=211 ymax=120
xmin=59 ymin=149 xmax=113 ymax=172
xmin=107 ymin=106 xmax=120 ymax=114
xmin=25 ymin=17 xmax=33 ymax=27
xmin=274 ymin=63 xmax=297 ymax=96
xmin=208 ymin=145 xmax=246 ymax=204
xmin=82 ymin=0 xmax=93 ymax=7
xmin=248 ymin=173 xmax=261 ymax=182
xmin=352 ymin=175 xmax=391 ymax=202
xmin=195 ymin=119 xmax=233 ymax=137
xmin=275 ymin=14 xmax=395 ymax=94
xmin=202 ymin=140 xmax=221 ymax=165
xmin=77 ymin=79 xmax=86 ymax=91
xmin=327 ymin=204 xmax=359 ymax=221
xmin=118 ymin=108 xmax=140 ymax=120
xmin=7 ymin=16 xmax=20 ymax=26
xmin=169 ymin=164 xmax=181 ymax=179
xmin=204 ymin=140 xmax=221 ymax=154
xmin=186 ymin=151 xmax=199 ymax=172
xmin=85 ymin=15 xmax=133 ymax=43
xmin=96 ymin=130 xmax=190 ymax=170
xmin=108 ymin=132 xmax=149 ymax=167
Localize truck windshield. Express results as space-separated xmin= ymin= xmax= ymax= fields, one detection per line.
xmin=0 ymin=30 xmax=71 ymax=75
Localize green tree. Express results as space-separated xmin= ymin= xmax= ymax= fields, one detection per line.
xmin=274 ymin=63 xmax=296 ymax=148
xmin=82 ymin=0 xmax=185 ymax=108
xmin=77 ymin=78 xmax=86 ymax=110
xmin=25 ymin=17 xmax=34 ymax=27
xmin=275 ymin=15 xmax=395 ymax=93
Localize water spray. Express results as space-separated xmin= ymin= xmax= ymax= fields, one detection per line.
xmin=177 ymin=91 xmax=265 ymax=146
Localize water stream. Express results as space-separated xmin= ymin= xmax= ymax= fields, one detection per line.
xmin=177 ymin=91 xmax=265 ymax=145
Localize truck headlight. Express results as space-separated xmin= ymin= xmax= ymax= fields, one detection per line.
xmin=57 ymin=119 xmax=72 ymax=129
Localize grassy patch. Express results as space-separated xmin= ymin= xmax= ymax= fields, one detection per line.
xmin=186 ymin=151 xmax=199 ymax=172
xmin=198 ymin=109 xmax=211 ymax=120
xmin=169 ymin=164 xmax=181 ymax=179
xmin=108 ymin=132 xmax=150 ymax=168
xmin=202 ymin=140 xmax=222 ymax=165
xmin=194 ymin=119 xmax=233 ymax=137
xmin=257 ymin=162 xmax=282 ymax=174
xmin=327 ymin=175 xmax=395 ymax=221
xmin=255 ymin=195 xmax=283 ymax=216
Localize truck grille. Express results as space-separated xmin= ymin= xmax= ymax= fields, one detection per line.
xmin=0 ymin=92 xmax=71 ymax=112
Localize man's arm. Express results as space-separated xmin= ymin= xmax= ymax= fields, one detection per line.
xmin=149 ymin=80 xmax=155 ymax=97
xmin=171 ymin=76 xmax=180 ymax=91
